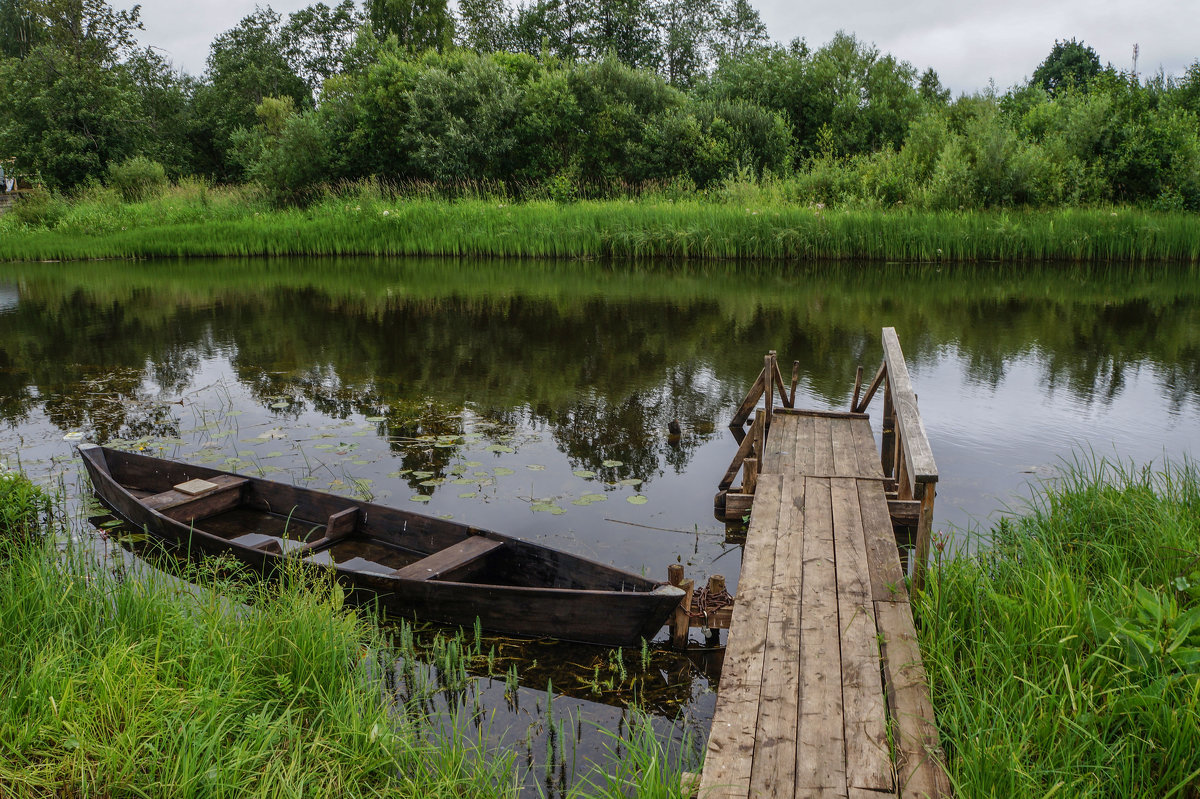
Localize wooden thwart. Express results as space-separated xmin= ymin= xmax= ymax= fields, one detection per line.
xmin=390 ymin=536 xmax=503 ymax=581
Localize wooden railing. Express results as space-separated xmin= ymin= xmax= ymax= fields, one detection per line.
xmin=853 ymin=327 xmax=939 ymax=589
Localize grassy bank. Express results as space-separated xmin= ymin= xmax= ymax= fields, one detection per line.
xmin=2 ymin=183 xmax=1199 ymax=263
xmin=914 ymin=457 xmax=1200 ymax=797
xmin=0 ymin=468 xmax=689 ymax=798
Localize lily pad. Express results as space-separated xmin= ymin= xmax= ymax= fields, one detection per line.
xmin=581 ymin=493 xmax=607 ymax=502
xmin=626 ymin=494 xmax=649 ymax=505
xmin=270 ymin=402 xmax=290 ymax=409
xmin=452 ymin=477 xmax=476 ymax=485
xmin=486 ymin=445 xmax=516 ymax=454
xmin=458 ymin=492 xmax=478 ymax=499
xmin=572 ymin=470 xmax=596 ymax=479
xmin=387 ymin=469 xmax=412 ymax=478
xmin=419 ymin=478 xmax=445 ymax=487
xmin=465 ymin=461 xmax=483 ymax=468
xmin=526 ymin=464 xmax=545 ymax=471
xmin=365 ymin=416 xmax=386 ymax=423
xmin=412 ymin=470 xmax=435 ymax=479
xmin=494 ymin=467 xmax=515 ymax=476
xmin=618 ymin=478 xmax=643 ymax=487
xmin=410 ymin=495 xmax=432 ymax=503
xmin=601 ymin=459 xmax=623 ymax=468
xmin=531 ymin=502 xmax=565 ymax=515
xmin=62 ymin=431 xmax=84 ymax=441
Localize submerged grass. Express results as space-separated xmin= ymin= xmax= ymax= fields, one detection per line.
xmin=1 ymin=183 xmax=1198 ymax=263
xmin=915 ymin=456 xmax=1200 ymax=797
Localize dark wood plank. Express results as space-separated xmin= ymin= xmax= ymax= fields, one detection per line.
xmin=143 ymin=474 xmax=246 ymax=512
xmin=831 ymin=478 xmax=893 ymax=792
xmin=773 ymin=408 xmax=870 ymax=421
xmin=831 ymin=417 xmax=860 ymax=477
xmin=762 ymin=411 xmax=799 ymax=474
xmin=389 ymin=536 xmax=504 ymax=581
xmin=700 ymin=474 xmax=784 ymax=799
xmin=795 ymin=477 xmax=847 ymax=795
xmin=731 ymin=369 xmax=766 ymax=428
xmin=875 ymin=600 xmax=951 ymax=799
xmin=810 ymin=416 xmax=836 ymax=477
xmin=748 ymin=473 xmax=804 ymax=797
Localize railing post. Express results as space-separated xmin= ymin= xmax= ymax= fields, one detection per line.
xmin=881 ymin=378 xmax=896 ymax=482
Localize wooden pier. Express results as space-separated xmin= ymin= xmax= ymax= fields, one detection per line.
xmin=696 ymin=329 xmax=950 ymax=799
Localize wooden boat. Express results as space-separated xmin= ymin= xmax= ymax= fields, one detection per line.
xmin=79 ymin=444 xmax=684 ymax=647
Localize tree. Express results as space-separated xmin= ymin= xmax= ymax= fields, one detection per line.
xmin=365 ymin=0 xmax=453 ymax=53
xmin=457 ymin=0 xmax=511 ymax=52
xmin=0 ymin=0 xmax=146 ymax=187
xmin=0 ymin=0 xmax=42 ymax=58
xmin=658 ymin=0 xmax=718 ymax=87
xmin=192 ymin=7 xmax=311 ymax=178
xmin=918 ymin=67 xmax=950 ymax=104
xmin=280 ymin=0 xmax=362 ymax=95
xmin=711 ymin=0 xmax=766 ymax=62
xmin=582 ymin=0 xmax=660 ymax=69
xmin=1032 ymin=38 xmax=1101 ymax=95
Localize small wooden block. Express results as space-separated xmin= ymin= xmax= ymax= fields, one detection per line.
xmin=174 ymin=478 xmax=219 ymax=496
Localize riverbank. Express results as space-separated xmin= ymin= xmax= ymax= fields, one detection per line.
xmin=913 ymin=457 xmax=1200 ymax=796
xmin=1 ymin=184 xmax=1198 ymax=263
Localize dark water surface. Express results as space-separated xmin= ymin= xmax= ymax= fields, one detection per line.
xmin=2 ymin=257 xmax=1199 ymax=791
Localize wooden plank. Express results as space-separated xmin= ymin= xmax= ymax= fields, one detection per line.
xmin=748 ymin=473 xmax=803 ymax=797
xmin=849 ymin=419 xmax=909 ymax=604
xmin=795 ymin=477 xmax=846 ymax=795
xmin=731 ymin=369 xmax=766 ymax=428
xmin=772 ymin=355 xmax=790 ymax=408
xmin=762 ymin=411 xmax=798 ymax=474
xmin=143 ymin=474 xmax=246 ymax=512
xmin=875 ymin=600 xmax=951 ymax=799
xmin=720 ymin=412 xmax=761 ymax=490
xmin=881 ymin=328 xmax=938 ymax=497
xmin=848 ymin=789 xmax=898 ymax=799
xmin=831 ymin=417 xmax=860 ymax=477
xmin=699 ymin=474 xmax=785 ymax=799
xmin=854 ymin=362 xmax=887 ymax=415
xmin=174 ymin=478 xmax=219 ymax=496
xmin=774 ymin=408 xmax=870 ymax=421
xmin=851 ymin=365 xmax=864 ymax=412
xmin=158 ymin=477 xmax=249 ymax=523
xmin=389 ymin=536 xmax=504 ymax=581
xmin=794 ymin=413 xmax=817 ymax=477
xmin=831 ymin=478 xmax=893 ymax=792
xmin=810 ymin=416 xmax=835 ymax=477
xmin=887 ymin=500 xmax=921 ymax=526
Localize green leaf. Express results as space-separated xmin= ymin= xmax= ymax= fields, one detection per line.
xmin=494 ymin=467 xmax=515 ymax=476
xmin=410 ymin=495 xmax=432 ymax=503
xmin=602 ymin=459 xmax=623 ymax=468
xmin=572 ymin=470 xmax=596 ymax=478
xmin=626 ymin=495 xmax=649 ymax=505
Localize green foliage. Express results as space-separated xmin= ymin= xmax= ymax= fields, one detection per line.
xmin=0 ymin=466 xmax=51 ymax=558
xmin=106 ymin=155 xmax=167 ymax=202
xmin=8 ymin=186 xmax=66 ymax=227
xmin=916 ymin=458 xmax=1200 ymax=796
xmin=366 ymin=0 xmax=454 ymax=53
xmin=1032 ymin=37 xmax=1102 ymax=95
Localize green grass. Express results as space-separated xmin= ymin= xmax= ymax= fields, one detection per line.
xmin=914 ymin=456 xmax=1200 ymax=797
xmin=2 ymin=183 xmax=1199 ymax=263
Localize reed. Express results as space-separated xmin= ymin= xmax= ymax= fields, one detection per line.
xmin=914 ymin=455 xmax=1200 ymax=797
xmin=2 ymin=185 xmax=1199 ymax=263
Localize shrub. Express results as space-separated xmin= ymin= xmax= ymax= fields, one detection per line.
xmin=9 ymin=186 xmax=66 ymax=227
xmin=0 ymin=466 xmax=51 ymax=559
xmin=106 ymin=156 xmax=168 ymax=203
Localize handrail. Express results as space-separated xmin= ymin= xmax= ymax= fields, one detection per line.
xmin=881 ymin=327 xmax=938 ymax=498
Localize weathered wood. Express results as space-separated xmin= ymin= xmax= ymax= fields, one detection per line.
xmin=849 ymin=419 xmax=909 ymax=603
xmin=744 ymin=458 xmax=759 ymax=495
xmin=772 ymin=355 xmax=791 ymax=409
xmin=875 ymin=600 xmax=951 ymax=799
xmin=389 ymin=536 xmax=504 ymax=581
xmin=831 ymin=478 xmax=893 ymax=793
xmin=673 ymin=578 xmax=696 ymax=649
xmin=810 ymin=416 xmax=836 ymax=477
xmin=762 ymin=410 xmax=799 ymax=474
xmin=748 ymin=474 xmax=803 ymax=797
xmin=143 ymin=474 xmax=247 ymax=512
xmin=789 ymin=360 xmax=800 ymax=408
xmin=174 ymin=478 xmax=219 ymax=496
xmin=911 ymin=488 xmax=937 ymax=594
xmin=796 ymin=477 xmax=847 ymax=795
xmin=887 ymin=499 xmax=922 ymax=526
xmin=854 ymin=362 xmax=887 ymax=415
xmin=881 ymin=328 xmax=938 ymax=499
xmin=773 ymin=408 xmax=871 ymax=421
xmin=707 ymin=574 xmax=727 ymax=596
xmin=159 ymin=477 xmax=249 ymax=523
xmin=720 ymin=411 xmax=763 ymax=490
xmin=754 ymin=409 xmax=767 ymax=471
xmin=831 ymin=415 xmax=860 ymax=477
xmin=851 ymin=365 xmax=864 ymax=412
xmin=699 ymin=474 xmax=784 ymax=799
xmin=731 ymin=369 xmax=767 ymax=428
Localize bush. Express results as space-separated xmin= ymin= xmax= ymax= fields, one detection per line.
xmin=9 ymin=186 xmax=66 ymax=227
xmin=106 ymin=156 xmax=168 ymax=203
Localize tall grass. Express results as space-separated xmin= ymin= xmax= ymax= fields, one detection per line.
xmin=1 ymin=183 xmax=1198 ymax=263
xmin=915 ymin=456 xmax=1200 ymax=797
xmin=0 ymin=474 xmax=515 ymax=798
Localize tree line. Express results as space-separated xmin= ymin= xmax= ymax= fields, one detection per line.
xmin=1 ymin=0 xmax=1198 ymax=210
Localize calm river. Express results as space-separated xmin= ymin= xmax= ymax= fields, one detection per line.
xmin=1 ymin=257 xmax=1198 ymax=792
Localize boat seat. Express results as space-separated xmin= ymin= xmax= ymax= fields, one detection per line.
xmin=296 ymin=507 xmax=359 ymax=554
xmin=389 ymin=536 xmax=504 ymax=582
xmin=148 ymin=475 xmax=249 ymax=523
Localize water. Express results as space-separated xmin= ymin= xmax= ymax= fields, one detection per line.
xmin=2 ymin=256 xmax=1198 ymax=790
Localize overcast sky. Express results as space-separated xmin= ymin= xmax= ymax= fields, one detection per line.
xmin=136 ymin=0 xmax=1198 ymax=95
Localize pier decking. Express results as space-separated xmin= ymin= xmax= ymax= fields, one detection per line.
xmin=699 ymin=330 xmax=950 ymax=799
